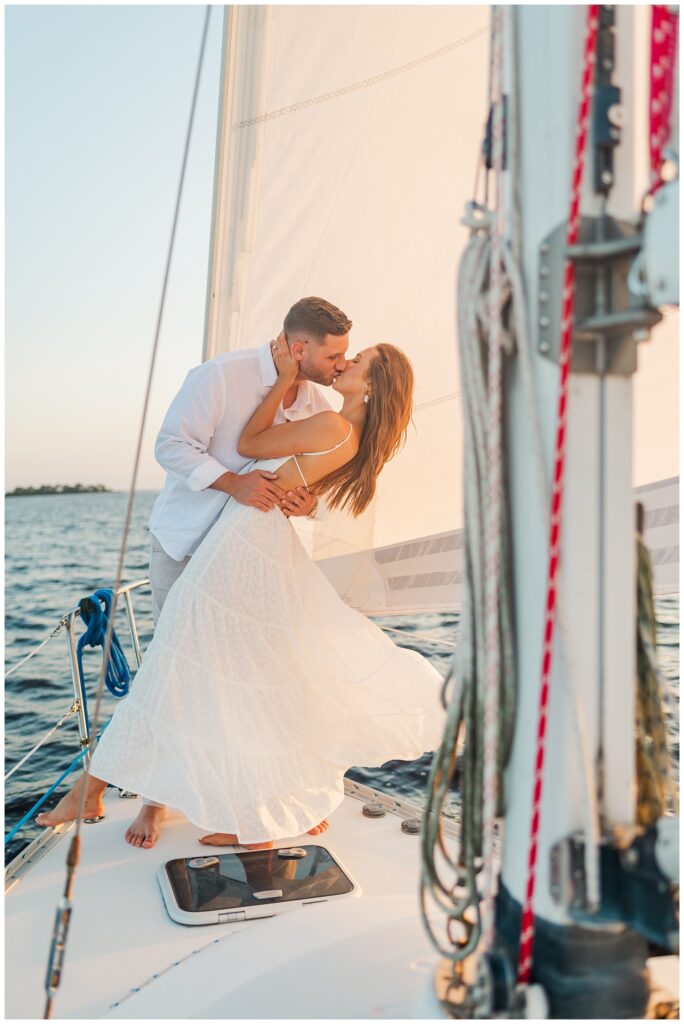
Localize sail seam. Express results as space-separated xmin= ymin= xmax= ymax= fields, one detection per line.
xmin=234 ymin=26 xmax=488 ymax=129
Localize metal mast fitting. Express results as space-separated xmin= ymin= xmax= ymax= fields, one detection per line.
xmin=537 ymin=216 xmax=662 ymax=374
xmin=537 ymin=6 xmax=662 ymax=375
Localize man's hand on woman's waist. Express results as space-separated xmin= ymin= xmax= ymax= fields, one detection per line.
xmin=212 ymin=469 xmax=285 ymax=513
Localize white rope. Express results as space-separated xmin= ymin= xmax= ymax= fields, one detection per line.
xmin=234 ymin=26 xmax=488 ymax=129
xmin=480 ymin=5 xmax=506 ymax=950
xmin=5 ymin=702 xmax=80 ymax=782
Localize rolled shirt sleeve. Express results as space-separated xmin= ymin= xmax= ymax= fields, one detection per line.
xmin=155 ymin=361 xmax=229 ymax=491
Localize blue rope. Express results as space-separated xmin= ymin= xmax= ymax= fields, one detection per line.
xmin=77 ymin=589 xmax=132 ymax=725
xmin=4 ymin=749 xmax=87 ymax=846
xmin=5 ymin=721 xmax=111 ymax=847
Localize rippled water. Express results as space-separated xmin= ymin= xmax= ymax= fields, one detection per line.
xmin=5 ymin=492 xmax=679 ymax=864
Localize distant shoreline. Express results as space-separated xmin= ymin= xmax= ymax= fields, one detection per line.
xmin=5 ymin=484 xmax=115 ymax=497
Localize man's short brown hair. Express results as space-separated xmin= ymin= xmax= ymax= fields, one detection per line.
xmin=284 ymin=297 xmax=352 ymax=341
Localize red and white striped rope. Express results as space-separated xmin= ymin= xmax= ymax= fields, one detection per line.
xmin=647 ymin=5 xmax=679 ymax=196
xmin=481 ymin=4 xmax=506 ymax=950
xmin=516 ymin=3 xmax=600 ymax=986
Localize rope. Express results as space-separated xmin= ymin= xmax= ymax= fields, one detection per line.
xmin=647 ymin=6 xmax=679 ymax=198
xmin=5 ymin=620 xmax=67 ymax=680
xmin=481 ymin=4 xmax=505 ymax=951
xmin=516 ymin=4 xmax=599 ymax=986
xmin=76 ymin=590 xmax=132 ymax=726
xmin=4 ymin=702 xmax=80 ymax=783
xmin=5 ymin=748 xmax=88 ymax=848
xmin=234 ymin=26 xmax=488 ymax=130
xmin=43 ymin=9 xmax=212 ymax=1020
xmin=635 ymin=531 xmax=679 ymax=823
xmin=419 ymin=8 xmax=517 ymax=964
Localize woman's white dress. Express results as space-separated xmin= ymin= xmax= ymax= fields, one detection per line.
xmin=90 ymin=457 xmax=447 ymax=843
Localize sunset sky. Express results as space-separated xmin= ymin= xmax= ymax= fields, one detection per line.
xmin=5 ymin=5 xmax=679 ymax=493
xmin=6 ymin=5 xmax=224 ymax=492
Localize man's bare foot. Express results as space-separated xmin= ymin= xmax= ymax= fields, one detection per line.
xmin=199 ymin=832 xmax=273 ymax=850
xmin=307 ymin=819 xmax=329 ymax=835
xmin=36 ymin=778 xmax=105 ymax=827
xmin=125 ymin=805 xmax=167 ymax=849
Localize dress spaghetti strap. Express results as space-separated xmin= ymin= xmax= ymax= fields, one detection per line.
xmin=292 ymin=421 xmax=354 ymax=492
xmin=301 ymin=421 xmax=353 ymax=457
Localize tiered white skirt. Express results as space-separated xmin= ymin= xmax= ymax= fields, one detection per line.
xmin=91 ymin=500 xmax=446 ymax=842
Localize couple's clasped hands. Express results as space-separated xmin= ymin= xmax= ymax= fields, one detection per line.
xmin=230 ymin=333 xmax=317 ymax=517
xmin=231 ymin=473 xmax=317 ymax=516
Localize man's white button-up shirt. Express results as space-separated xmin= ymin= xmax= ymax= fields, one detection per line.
xmin=149 ymin=341 xmax=332 ymax=560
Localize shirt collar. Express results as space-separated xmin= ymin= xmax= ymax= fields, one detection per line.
xmin=258 ymin=340 xmax=278 ymax=386
xmin=257 ymin=340 xmax=317 ymax=418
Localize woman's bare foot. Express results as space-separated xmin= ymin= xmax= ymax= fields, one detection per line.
xmin=199 ymin=832 xmax=273 ymax=850
xmin=307 ymin=819 xmax=329 ymax=835
xmin=36 ymin=776 xmax=105 ymax=827
xmin=125 ymin=805 xmax=167 ymax=849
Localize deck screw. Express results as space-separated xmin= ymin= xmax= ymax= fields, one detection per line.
xmin=539 ymin=341 xmax=550 ymax=354
xmin=539 ymin=316 xmax=550 ymax=329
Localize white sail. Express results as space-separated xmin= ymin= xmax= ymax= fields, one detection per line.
xmin=204 ymin=5 xmax=678 ymax=614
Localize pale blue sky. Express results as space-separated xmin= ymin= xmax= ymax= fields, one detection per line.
xmin=6 ymin=5 xmax=224 ymax=491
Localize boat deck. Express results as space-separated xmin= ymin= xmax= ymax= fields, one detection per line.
xmin=6 ymin=781 xmax=452 ymax=1019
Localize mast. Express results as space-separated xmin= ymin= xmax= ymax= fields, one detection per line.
xmin=423 ymin=6 xmax=678 ymax=1017
xmin=493 ymin=4 xmax=678 ymax=1015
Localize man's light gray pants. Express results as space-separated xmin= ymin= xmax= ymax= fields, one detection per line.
xmin=141 ymin=534 xmax=192 ymax=808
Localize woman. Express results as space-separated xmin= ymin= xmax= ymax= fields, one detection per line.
xmin=37 ymin=339 xmax=446 ymax=848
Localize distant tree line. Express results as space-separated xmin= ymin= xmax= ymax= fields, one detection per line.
xmin=5 ymin=484 xmax=113 ymax=497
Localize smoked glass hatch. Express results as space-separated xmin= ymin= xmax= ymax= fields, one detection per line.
xmin=165 ymin=845 xmax=354 ymax=913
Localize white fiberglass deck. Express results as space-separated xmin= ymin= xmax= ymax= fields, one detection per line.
xmin=6 ymin=781 xmax=452 ymax=1020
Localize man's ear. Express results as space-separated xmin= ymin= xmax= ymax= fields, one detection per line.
xmin=290 ymin=342 xmax=305 ymax=362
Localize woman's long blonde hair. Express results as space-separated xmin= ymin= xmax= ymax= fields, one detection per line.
xmin=318 ymin=343 xmax=414 ymax=517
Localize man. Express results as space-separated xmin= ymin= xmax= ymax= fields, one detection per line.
xmin=127 ymin=295 xmax=351 ymax=847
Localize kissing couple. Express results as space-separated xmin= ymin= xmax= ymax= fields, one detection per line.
xmin=38 ymin=296 xmax=446 ymax=849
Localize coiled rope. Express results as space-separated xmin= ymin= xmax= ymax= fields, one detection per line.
xmin=76 ymin=590 xmax=132 ymax=726
xmin=419 ymin=6 xmax=516 ymax=963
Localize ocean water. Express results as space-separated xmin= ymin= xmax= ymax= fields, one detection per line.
xmin=4 ymin=492 xmax=679 ymax=864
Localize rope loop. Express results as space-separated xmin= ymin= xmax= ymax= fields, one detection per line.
xmin=76 ymin=589 xmax=132 ymax=714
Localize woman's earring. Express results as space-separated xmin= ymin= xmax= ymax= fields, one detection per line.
xmin=363 ymin=392 xmax=370 ymax=404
